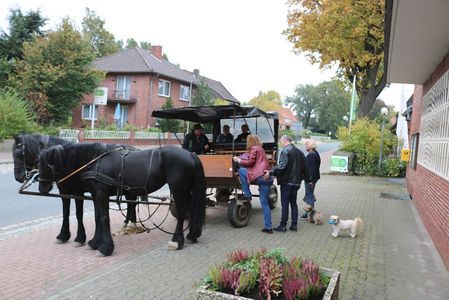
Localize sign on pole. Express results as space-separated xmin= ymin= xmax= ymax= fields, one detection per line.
xmin=91 ymin=87 xmax=108 ymax=129
xmin=330 ymin=155 xmax=349 ymax=172
xmin=401 ymin=149 xmax=410 ymax=162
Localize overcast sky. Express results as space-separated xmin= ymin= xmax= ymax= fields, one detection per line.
xmin=0 ymin=0 xmax=412 ymax=110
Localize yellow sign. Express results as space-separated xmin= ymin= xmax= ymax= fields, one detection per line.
xmin=401 ymin=149 xmax=410 ymax=162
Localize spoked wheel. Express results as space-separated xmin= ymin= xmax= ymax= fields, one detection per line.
xmin=268 ymin=184 xmax=278 ymax=209
xmin=227 ymin=199 xmax=252 ymax=227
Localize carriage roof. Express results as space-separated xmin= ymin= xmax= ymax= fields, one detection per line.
xmin=151 ymin=105 xmax=278 ymax=123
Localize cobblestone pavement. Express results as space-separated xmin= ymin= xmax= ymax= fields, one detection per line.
xmin=3 ymin=175 xmax=443 ymax=300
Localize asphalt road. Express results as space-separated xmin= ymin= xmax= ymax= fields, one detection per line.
xmin=0 ymin=141 xmax=340 ymax=228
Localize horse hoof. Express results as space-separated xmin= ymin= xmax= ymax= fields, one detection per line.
xmin=95 ymin=251 xmax=106 ymax=257
xmin=185 ymin=239 xmax=197 ymax=245
xmin=55 ymin=239 xmax=66 ymax=244
xmin=168 ymin=241 xmax=178 ymax=250
xmin=131 ymin=222 xmax=137 ymax=228
xmin=122 ymin=223 xmax=128 ymax=229
xmin=74 ymin=242 xmax=84 ymax=247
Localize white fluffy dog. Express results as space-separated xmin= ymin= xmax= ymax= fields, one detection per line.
xmin=328 ymin=215 xmax=363 ymax=238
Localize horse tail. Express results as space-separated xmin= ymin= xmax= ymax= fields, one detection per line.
xmin=187 ymin=153 xmax=206 ymax=241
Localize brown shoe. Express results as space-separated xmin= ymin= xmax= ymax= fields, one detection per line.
xmin=261 ymin=228 xmax=273 ymax=234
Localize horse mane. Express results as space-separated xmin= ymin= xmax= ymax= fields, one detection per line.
xmin=61 ymin=143 xmax=121 ymax=168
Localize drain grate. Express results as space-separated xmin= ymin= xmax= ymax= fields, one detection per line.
xmin=379 ymin=192 xmax=411 ymax=200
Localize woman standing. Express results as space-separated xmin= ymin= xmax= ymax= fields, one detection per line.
xmin=233 ymin=135 xmax=274 ymax=234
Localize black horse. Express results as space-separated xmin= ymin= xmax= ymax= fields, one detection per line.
xmin=38 ymin=143 xmax=206 ymax=256
xmin=12 ymin=134 xmax=140 ymax=246
xmin=11 ymin=134 xmax=87 ymax=244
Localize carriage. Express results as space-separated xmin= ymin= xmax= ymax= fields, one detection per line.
xmin=152 ymin=105 xmax=280 ymax=227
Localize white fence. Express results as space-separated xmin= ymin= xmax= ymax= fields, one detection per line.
xmin=84 ymin=130 xmax=130 ymax=140
xmin=59 ymin=129 xmax=79 ymax=143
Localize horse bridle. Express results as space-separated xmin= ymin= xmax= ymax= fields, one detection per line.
xmin=38 ymin=145 xmax=65 ymax=183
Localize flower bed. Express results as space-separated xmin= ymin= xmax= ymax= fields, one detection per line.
xmin=197 ymin=248 xmax=340 ymax=300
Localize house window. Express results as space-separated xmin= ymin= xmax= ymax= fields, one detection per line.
xmin=116 ymin=76 xmax=131 ymax=100
xmin=82 ymin=105 xmax=99 ymax=120
xmin=158 ymin=79 xmax=171 ymax=97
xmin=409 ymin=133 xmax=419 ymax=169
xmin=179 ymin=85 xmax=190 ymax=101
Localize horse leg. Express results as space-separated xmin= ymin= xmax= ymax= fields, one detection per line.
xmin=168 ymin=194 xmax=187 ymax=250
xmin=88 ymin=200 xmax=102 ymax=250
xmin=96 ymin=191 xmax=114 ymax=256
xmin=56 ymin=197 xmax=71 ymax=243
xmin=73 ymin=199 xmax=86 ymax=246
xmin=124 ymin=201 xmax=137 ymax=228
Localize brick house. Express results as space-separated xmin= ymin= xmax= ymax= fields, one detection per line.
xmin=277 ymin=107 xmax=298 ymax=131
xmin=386 ymin=0 xmax=449 ymax=269
xmin=72 ymin=46 xmax=238 ymax=129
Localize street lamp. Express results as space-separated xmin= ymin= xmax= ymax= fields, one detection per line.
xmin=378 ymin=107 xmax=389 ymax=173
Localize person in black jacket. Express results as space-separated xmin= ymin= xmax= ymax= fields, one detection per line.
xmin=301 ymin=139 xmax=321 ymax=219
xmin=264 ymin=135 xmax=310 ymax=232
xmin=182 ymin=123 xmax=209 ymax=154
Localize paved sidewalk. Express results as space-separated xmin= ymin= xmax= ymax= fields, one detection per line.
xmin=0 ymin=175 xmax=443 ymax=300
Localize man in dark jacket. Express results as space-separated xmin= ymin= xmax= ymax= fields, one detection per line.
xmin=264 ymin=135 xmax=309 ymax=232
xmin=182 ymin=123 xmax=209 ymax=154
xmin=301 ymin=139 xmax=321 ymax=219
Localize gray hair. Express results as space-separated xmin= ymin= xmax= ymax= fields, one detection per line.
xmin=305 ymin=139 xmax=317 ymax=149
xmin=280 ymin=135 xmax=292 ymax=143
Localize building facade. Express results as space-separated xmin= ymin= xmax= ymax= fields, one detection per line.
xmin=73 ymin=46 xmax=238 ymax=129
xmin=386 ymin=0 xmax=449 ymax=269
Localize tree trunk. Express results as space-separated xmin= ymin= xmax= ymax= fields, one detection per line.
xmin=357 ymin=62 xmax=386 ymax=117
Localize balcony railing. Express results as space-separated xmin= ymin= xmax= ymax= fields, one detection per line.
xmin=108 ymin=89 xmax=138 ymax=103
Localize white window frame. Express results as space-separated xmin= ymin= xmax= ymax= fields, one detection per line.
xmin=158 ymin=79 xmax=171 ymax=97
xmin=179 ymin=85 xmax=190 ymax=102
xmin=81 ymin=104 xmax=98 ymax=120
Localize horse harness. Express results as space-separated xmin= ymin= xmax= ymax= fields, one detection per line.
xmin=76 ymin=148 xmax=156 ymax=201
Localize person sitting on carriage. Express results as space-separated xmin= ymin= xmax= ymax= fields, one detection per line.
xmin=216 ymin=125 xmax=234 ymax=143
xmin=233 ymin=135 xmax=274 ymax=234
xmin=234 ymin=124 xmax=250 ymax=143
xmin=182 ymin=123 xmax=209 ymax=154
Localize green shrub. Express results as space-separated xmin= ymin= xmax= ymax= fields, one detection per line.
xmin=300 ymin=129 xmax=311 ymax=139
xmin=280 ymin=129 xmax=296 ymax=141
xmin=123 ymin=123 xmax=138 ymax=132
xmin=382 ymin=157 xmax=406 ymax=177
xmin=337 ymin=118 xmax=397 ymax=176
xmin=0 ymin=89 xmax=38 ymax=140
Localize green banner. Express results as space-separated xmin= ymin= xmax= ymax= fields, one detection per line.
xmin=330 ymin=155 xmax=349 ymax=172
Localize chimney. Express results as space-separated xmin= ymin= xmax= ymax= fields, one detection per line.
xmin=193 ymin=69 xmax=200 ymax=78
xmin=151 ymin=45 xmax=163 ymax=60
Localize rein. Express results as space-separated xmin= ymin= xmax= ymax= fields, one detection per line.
xmin=56 ymin=147 xmax=123 ymax=185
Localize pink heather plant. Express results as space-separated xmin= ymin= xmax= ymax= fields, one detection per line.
xmin=227 ymin=249 xmax=249 ymax=264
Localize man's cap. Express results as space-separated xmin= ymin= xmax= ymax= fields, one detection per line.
xmin=193 ymin=123 xmax=203 ymax=130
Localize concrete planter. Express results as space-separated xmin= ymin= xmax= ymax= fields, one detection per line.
xmin=196 ymin=267 xmax=340 ymax=300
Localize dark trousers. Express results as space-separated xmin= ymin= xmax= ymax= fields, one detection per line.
xmin=280 ymin=184 xmax=300 ymax=227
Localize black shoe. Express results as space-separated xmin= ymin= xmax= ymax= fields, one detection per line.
xmin=300 ymin=214 xmax=309 ymax=219
xmin=273 ymin=225 xmax=287 ymax=232
xmin=237 ymin=194 xmax=252 ymax=202
xmin=261 ymin=228 xmax=273 ymax=234
xmin=289 ymin=226 xmax=298 ymax=231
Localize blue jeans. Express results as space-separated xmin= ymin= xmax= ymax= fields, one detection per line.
xmin=304 ymin=182 xmax=317 ymax=207
xmin=280 ymin=184 xmax=300 ymax=227
xmin=238 ymin=168 xmax=273 ymax=229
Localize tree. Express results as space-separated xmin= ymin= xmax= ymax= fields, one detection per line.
xmin=369 ymin=98 xmax=395 ymax=121
xmin=285 ymin=84 xmax=319 ymax=128
xmin=81 ymin=8 xmax=119 ymax=57
xmin=13 ymin=19 xmax=104 ymax=125
xmin=285 ymin=0 xmax=386 ymax=116
xmin=125 ymin=38 xmax=138 ymax=48
xmin=139 ymin=41 xmax=151 ymax=49
xmin=158 ymin=97 xmax=180 ymax=132
xmin=0 ymin=8 xmax=47 ymax=60
xmin=248 ymin=90 xmax=282 ymax=111
xmin=0 ymin=9 xmax=47 ymax=88
xmin=191 ymin=79 xmax=214 ymax=106
xmin=314 ymin=81 xmax=351 ymax=135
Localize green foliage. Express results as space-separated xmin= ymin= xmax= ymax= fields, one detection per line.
xmin=337 ymin=118 xmax=397 ymax=175
xmin=191 ymin=79 xmax=214 ymax=106
xmin=213 ymin=98 xmax=230 ymax=106
xmin=369 ymin=98 xmax=396 ymax=122
xmin=382 ymin=157 xmax=406 ymax=177
xmin=13 ymin=18 xmax=104 ymax=125
xmin=123 ymin=123 xmax=138 ymax=132
xmin=281 ymin=129 xmax=297 ymax=141
xmin=158 ymin=97 xmax=180 ymax=132
xmin=248 ymin=90 xmax=282 ymax=111
xmin=82 ymin=8 xmax=120 ymax=58
xmin=285 ymin=0 xmax=386 ymax=116
xmin=139 ymin=41 xmax=151 ymax=50
xmin=0 ymin=89 xmax=38 ymax=139
xmin=125 ymin=38 xmax=138 ymax=48
xmin=314 ymin=81 xmax=351 ymax=135
xmin=285 ymin=84 xmax=319 ymax=129
xmin=300 ymin=129 xmax=311 ymax=139
xmin=0 ymin=8 xmax=47 ymax=60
